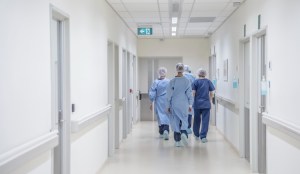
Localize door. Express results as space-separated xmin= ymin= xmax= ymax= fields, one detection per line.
xmin=244 ymin=41 xmax=250 ymax=162
xmin=50 ymin=7 xmax=70 ymax=174
xmin=257 ymin=34 xmax=267 ymax=173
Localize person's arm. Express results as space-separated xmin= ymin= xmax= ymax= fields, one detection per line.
xmin=209 ymin=91 xmax=214 ymax=103
xmin=166 ymin=81 xmax=173 ymax=113
xmin=149 ymin=81 xmax=157 ymax=110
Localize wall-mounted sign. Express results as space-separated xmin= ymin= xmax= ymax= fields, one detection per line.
xmin=137 ymin=28 xmax=152 ymax=35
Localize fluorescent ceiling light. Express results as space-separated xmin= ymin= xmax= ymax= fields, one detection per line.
xmin=172 ymin=17 xmax=178 ymax=24
xmin=172 ymin=32 xmax=176 ymax=36
xmin=172 ymin=27 xmax=177 ymax=32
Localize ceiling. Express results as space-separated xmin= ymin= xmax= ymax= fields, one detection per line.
xmin=106 ymin=0 xmax=245 ymax=38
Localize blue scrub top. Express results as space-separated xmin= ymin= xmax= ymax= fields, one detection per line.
xmin=192 ymin=78 xmax=215 ymax=109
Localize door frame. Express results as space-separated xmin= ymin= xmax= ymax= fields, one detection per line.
xmin=122 ymin=49 xmax=128 ymax=139
xmin=238 ymin=36 xmax=250 ymax=159
xmin=250 ymin=27 xmax=268 ymax=173
xmin=50 ymin=5 xmax=71 ymax=174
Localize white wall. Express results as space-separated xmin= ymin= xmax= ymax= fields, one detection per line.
xmin=210 ymin=0 xmax=300 ymax=173
xmin=138 ymin=38 xmax=210 ymax=75
xmin=0 ymin=0 xmax=136 ymax=173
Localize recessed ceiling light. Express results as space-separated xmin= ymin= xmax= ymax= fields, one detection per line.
xmin=172 ymin=17 xmax=178 ymax=24
xmin=172 ymin=27 xmax=177 ymax=32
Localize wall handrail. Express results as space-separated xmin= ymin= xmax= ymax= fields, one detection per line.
xmin=262 ymin=113 xmax=300 ymax=142
xmin=0 ymin=131 xmax=59 ymax=174
xmin=71 ymin=104 xmax=112 ymax=133
xmin=215 ymin=94 xmax=235 ymax=105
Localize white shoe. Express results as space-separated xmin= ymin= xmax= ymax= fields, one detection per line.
xmin=175 ymin=141 xmax=182 ymax=147
xmin=201 ymin=138 xmax=208 ymax=143
xmin=163 ymin=130 xmax=169 ymax=140
xmin=186 ymin=128 xmax=192 ymax=134
xmin=181 ymin=134 xmax=189 ymax=146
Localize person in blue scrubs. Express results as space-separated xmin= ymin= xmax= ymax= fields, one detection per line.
xmin=167 ymin=63 xmax=193 ymax=147
xmin=183 ymin=65 xmax=196 ymax=134
xmin=149 ymin=67 xmax=170 ymax=140
xmin=192 ymin=68 xmax=215 ymax=143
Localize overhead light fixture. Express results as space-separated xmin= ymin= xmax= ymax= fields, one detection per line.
xmin=172 ymin=27 xmax=177 ymax=32
xmin=172 ymin=17 xmax=178 ymax=24
xmin=172 ymin=32 xmax=176 ymax=36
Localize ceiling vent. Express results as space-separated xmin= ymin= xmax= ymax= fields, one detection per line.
xmin=189 ymin=17 xmax=216 ymax=23
xmin=172 ymin=2 xmax=180 ymax=13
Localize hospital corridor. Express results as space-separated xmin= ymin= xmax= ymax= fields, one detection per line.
xmin=1 ymin=0 xmax=300 ymax=174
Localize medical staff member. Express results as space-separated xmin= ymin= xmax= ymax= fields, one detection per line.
xmin=183 ymin=65 xmax=196 ymax=134
xmin=149 ymin=67 xmax=170 ymax=140
xmin=167 ymin=63 xmax=193 ymax=147
xmin=192 ymin=68 xmax=215 ymax=143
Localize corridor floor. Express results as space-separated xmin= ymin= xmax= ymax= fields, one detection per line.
xmin=98 ymin=121 xmax=254 ymax=174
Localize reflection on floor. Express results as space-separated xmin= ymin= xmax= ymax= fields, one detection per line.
xmin=98 ymin=121 xmax=254 ymax=174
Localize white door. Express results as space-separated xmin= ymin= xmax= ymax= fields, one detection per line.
xmin=50 ymin=7 xmax=70 ymax=174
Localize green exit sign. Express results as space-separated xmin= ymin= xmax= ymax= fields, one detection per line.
xmin=137 ymin=28 xmax=152 ymax=35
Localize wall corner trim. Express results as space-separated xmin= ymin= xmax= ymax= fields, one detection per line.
xmin=0 ymin=131 xmax=59 ymax=174
xmin=71 ymin=105 xmax=112 ymax=133
xmin=262 ymin=113 xmax=300 ymax=142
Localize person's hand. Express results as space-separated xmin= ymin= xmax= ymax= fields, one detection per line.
xmin=188 ymin=106 xmax=192 ymax=112
xmin=150 ymin=104 xmax=153 ymax=111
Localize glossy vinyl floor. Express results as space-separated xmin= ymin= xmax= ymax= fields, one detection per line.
xmin=98 ymin=121 xmax=254 ymax=174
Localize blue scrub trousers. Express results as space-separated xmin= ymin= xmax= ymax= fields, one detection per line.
xmin=193 ymin=109 xmax=210 ymax=139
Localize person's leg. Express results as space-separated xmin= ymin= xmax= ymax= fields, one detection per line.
xmin=162 ymin=124 xmax=169 ymax=140
xmin=200 ymin=109 xmax=211 ymax=140
xmin=188 ymin=114 xmax=192 ymax=128
xmin=193 ymin=109 xmax=201 ymax=138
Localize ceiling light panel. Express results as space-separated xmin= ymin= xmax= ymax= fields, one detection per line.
xmin=187 ymin=22 xmax=212 ymax=28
